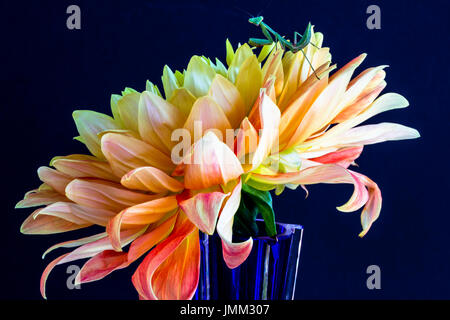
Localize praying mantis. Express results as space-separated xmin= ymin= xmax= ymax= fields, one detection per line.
xmin=248 ymin=16 xmax=321 ymax=79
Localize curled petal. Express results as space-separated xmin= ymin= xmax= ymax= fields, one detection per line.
xmin=352 ymin=172 xmax=382 ymax=237
xmin=132 ymin=211 xmax=200 ymax=300
xmin=76 ymin=250 xmax=129 ymax=285
xmin=101 ymin=132 xmax=175 ymax=176
xmin=310 ymin=146 xmax=364 ymax=168
xmin=37 ymin=167 xmax=72 ymax=195
xmin=58 ymin=227 xmax=146 ymax=265
xmin=41 ymin=253 xmax=70 ymax=299
xmin=42 ymin=232 xmax=107 ymax=259
xmin=77 ymin=215 xmax=178 ymax=284
xmin=217 ymin=180 xmax=253 ymax=269
xmin=251 ymin=163 xmax=369 ymax=213
xmin=40 ymin=227 xmax=146 ymax=299
xmin=121 ymin=166 xmax=183 ymax=193
xmin=65 ymin=179 xmax=162 ymax=212
xmin=107 ymin=197 xmax=178 ymax=251
xmin=181 ymin=131 xmax=243 ymax=190
xmin=248 ymin=92 xmax=281 ymax=171
xmin=51 ymin=155 xmax=119 ymax=182
xmin=235 ymin=117 xmax=259 ymax=160
xmin=183 ymin=96 xmax=232 ymax=144
xmin=15 ymin=188 xmax=67 ymax=209
xmin=21 ymin=208 xmax=90 ymax=235
xmin=177 ymin=190 xmax=228 ymax=235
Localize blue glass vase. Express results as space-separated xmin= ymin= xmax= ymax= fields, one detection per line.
xmin=193 ymin=220 xmax=303 ymax=300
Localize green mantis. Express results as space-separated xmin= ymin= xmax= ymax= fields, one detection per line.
xmin=248 ymin=16 xmax=321 ymax=79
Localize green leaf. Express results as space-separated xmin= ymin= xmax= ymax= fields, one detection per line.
xmin=242 ymin=183 xmax=277 ymax=237
xmin=233 ymin=196 xmax=259 ymax=238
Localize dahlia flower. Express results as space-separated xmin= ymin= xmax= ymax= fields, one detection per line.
xmin=16 ymin=27 xmax=419 ymax=300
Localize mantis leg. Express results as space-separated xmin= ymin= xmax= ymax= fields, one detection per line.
xmin=294 ymin=32 xmax=320 ymax=49
xmin=300 ymin=48 xmax=321 ymax=80
xmin=260 ymin=24 xmax=275 ymax=42
xmin=249 ymin=38 xmax=273 ymax=47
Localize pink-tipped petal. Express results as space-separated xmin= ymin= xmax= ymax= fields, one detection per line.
xmin=310 ymin=146 xmax=364 ymax=168
xmin=177 ymin=190 xmax=228 ymax=235
xmin=182 ymin=131 xmax=243 ymax=190
xmin=217 ymin=180 xmax=253 ymax=269
xmin=132 ymin=211 xmax=200 ymax=300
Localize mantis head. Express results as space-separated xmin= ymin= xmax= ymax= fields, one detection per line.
xmin=249 ymin=16 xmax=264 ymax=26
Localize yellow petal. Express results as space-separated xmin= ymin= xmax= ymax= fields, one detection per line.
xmin=139 ymin=91 xmax=185 ymax=153
xmin=169 ymin=88 xmax=196 ymax=118
xmin=73 ymin=110 xmax=121 ymax=159
xmin=208 ymin=74 xmax=246 ymax=128
xmin=184 ymin=56 xmax=216 ymax=97
xmin=183 ymin=96 xmax=232 ymax=143
xmin=117 ymin=92 xmax=141 ymax=133
xmin=227 ymin=43 xmax=253 ymax=83
xmin=161 ymin=65 xmax=179 ymax=100
xmin=235 ymin=55 xmax=263 ymax=114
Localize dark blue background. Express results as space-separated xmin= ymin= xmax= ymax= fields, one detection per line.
xmin=1 ymin=0 xmax=448 ymax=299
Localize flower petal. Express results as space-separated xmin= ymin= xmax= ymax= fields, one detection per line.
xmin=286 ymin=54 xmax=367 ymax=146
xmin=65 ymin=179 xmax=162 ymax=212
xmin=184 ymin=56 xmax=216 ymax=97
xmin=132 ymin=211 xmax=199 ymax=300
xmin=329 ymin=122 xmax=420 ymax=147
xmin=121 ymin=166 xmax=183 ymax=193
xmin=310 ymin=146 xmax=364 ymax=168
xmin=37 ymin=167 xmax=72 ymax=195
xmin=15 ymin=188 xmax=68 ymax=209
xmin=217 ymin=180 xmax=253 ymax=268
xmin=50 ymin=155 xmax=119 ymax=182
xmin=299 ymin=93 xmax=411 ymax=150
xmin=250 ymin=163 xmax=369 ymax=213
xmin=248 ymin=92 xmax=281 ymax=171
xmin=161 ymin=65 xmax=179 ymax=100
xmin=235 ymin=55 xmax=262 ymax=114
xmin=107 ymin=197 xmax=178 ymax=251
xmin=101 ymin=132 xmax=175 ymax=176
xmin=21 ymin=209 xmax=90 ymax=235
xmin=183 ymin=96 xmax=232 ymax=144
xmin=208 ymin=74 xmax=246 ymax=128
xmin=169 ymin=88 xmax=196 ymax=118
xmin=116 ymin=92 xmax=141 ymax=133
xmin=181 ymin=131 xmax=243 ymax=190
xmin=73 ymin=110 xmax=121 ymax=159
xmin=177 ymin=190 xmax=228 ymax=235
xmin=138 ymin=91 xmax=185 ymax=153
xmin=42 ymin=232 xmax=107 ymax=259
